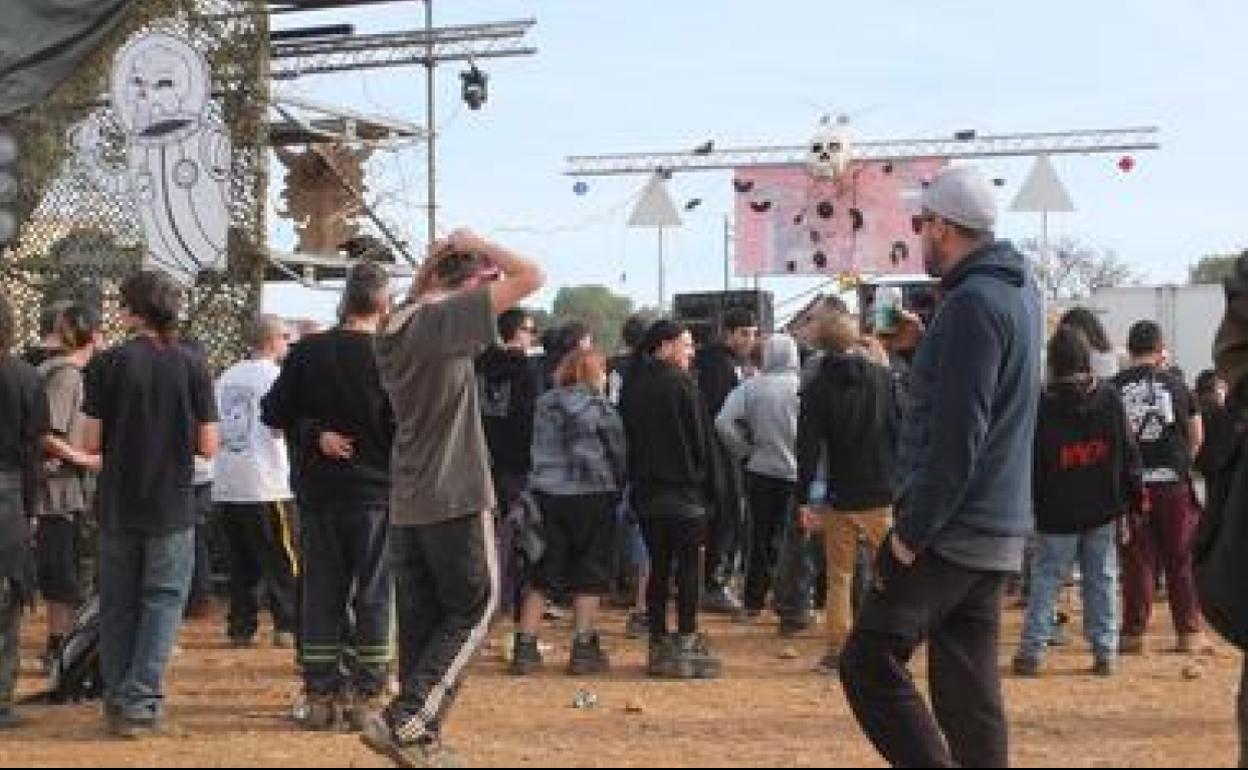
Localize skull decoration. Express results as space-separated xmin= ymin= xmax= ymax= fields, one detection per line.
xmin=808 ymin=116 xmax=853 ymax=180
xmin=112 ymin=33 xmax=210 ymax=147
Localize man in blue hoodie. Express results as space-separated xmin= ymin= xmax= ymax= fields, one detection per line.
xmin=840 ymin=166 xmax=1043 ymax=768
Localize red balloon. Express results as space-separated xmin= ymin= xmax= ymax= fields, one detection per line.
xmin=1118 ymin=156 xmax=1135 ymax=173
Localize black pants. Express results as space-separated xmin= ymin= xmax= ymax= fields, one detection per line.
xmin=387 ymin=512 xmax=496 ymax=744
xmin=640 ymin=513 xmax=707 ymax=637
xmin=300 ymin=502 xmax=392 ymax=698
xmin=188 ymin=484 xmax=215 ymax=609
xmin=221 ymin=501 xmax=300 ymax=640
xmin=705 ymin=442 xmax=744 ymax=592
xmin=743 ymin=473 xmax=794 ymax=612
xmin=841 ymin=546 xmax=1010 ymax=769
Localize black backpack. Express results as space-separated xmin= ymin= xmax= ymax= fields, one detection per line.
xmin=47 ymin=596 xmax=103 ymax=703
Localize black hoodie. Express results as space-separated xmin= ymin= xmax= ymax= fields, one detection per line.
xmin=476 ymin=345 xmax=538 ymax=480
xmin=1033 ymin=380 xmax=1143 ymax=535
xmin=796 ymin=352 xmax=899 ymax=512
xmin=620 ymin=357 xmax=714 ymax=514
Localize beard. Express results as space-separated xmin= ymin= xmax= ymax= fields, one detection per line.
xmin=922 ymin=233 xmax=944 ymax=279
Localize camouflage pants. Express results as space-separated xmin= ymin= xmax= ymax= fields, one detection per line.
xmin=0 ymin=578 xmax=20 ymax=707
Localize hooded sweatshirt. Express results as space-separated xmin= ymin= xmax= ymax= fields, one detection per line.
xmin=715 ymin=335 xmax=801 ymax=482
xmin=529 ymin=385 xmax=627 ymax=497
xmin=1033 ymin=380 xmax=1143 ymax=535
xmin=894 ymin=240 xmax=1044 ymax=572
xmin=476 ymin=344 xmax=538 ymax=479
xmin=796 ymin=351 xmax=899 ymax=512
xmin=621 ymin=357 xmax=714 ymax=514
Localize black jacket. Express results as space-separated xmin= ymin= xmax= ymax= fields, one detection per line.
xmin=1033 ymin=381 xmax=1143 ymax=535
xmin=796 ymin=353 xmax=898 ymax=512
xmin=620 ymin=357 xmax=714 ymax=514
xmin=893 ymin=240 xmax=1044 ymax=569
xmin=476 ymin=345 xmax=537 ymax=480
xmin=261 ymin=329 xmax=394 ymax=508
xmin=694 ymin=342 xmax=742 ymax=418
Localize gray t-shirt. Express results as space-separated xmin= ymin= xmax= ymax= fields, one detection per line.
xmin=376 ymin=288 xmax=497 ymax=526
xmin=38 ymin=357 xmax=93 ymax=518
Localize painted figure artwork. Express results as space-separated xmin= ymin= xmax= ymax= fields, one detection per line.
xmin=70 ymin=31 xmax=231 ymax=286
xmin=734 ymin=158 xmax=947 ymax=277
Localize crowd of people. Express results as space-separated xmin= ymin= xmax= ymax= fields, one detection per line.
xmin=0 ymin=165 xmax=1247 ymax=767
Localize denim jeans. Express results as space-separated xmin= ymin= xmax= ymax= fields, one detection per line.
xmin=99 ymin=528 xmax=195 ymax=722
xmin=1019 ymin=523 xmax=1119 ymax=661
xmin=773 ymin=505 xmax=825 ymax=622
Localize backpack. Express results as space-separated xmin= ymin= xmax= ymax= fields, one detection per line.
xmin=1194 ymin=431 xmax=1248 ymax=650
xmin=47 ymin=596 xmax=103 ymax=703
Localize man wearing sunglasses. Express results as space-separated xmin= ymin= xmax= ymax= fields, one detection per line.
xmin=840 ymin=165 xmax=1043 ymax=768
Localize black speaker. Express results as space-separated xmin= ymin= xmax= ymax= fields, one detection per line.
xmin=673 ymin=290 xmax=775 ymax=345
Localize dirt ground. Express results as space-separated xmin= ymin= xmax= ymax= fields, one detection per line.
xmin=0 ymin=600 xmax=1241 ymax=768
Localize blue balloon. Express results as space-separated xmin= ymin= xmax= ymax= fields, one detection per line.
xmin=573 ymin=181 xmax=589 ymax=196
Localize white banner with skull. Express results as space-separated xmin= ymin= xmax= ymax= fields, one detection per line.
xmin=69 ymin=31 xmax=231 ymax=287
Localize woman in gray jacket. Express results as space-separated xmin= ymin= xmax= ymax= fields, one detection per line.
xmin=512 ymin=348 xmax=627 ymax=676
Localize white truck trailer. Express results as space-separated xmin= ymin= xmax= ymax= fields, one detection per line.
xmin=1088 ymin=284 xmax=1226 ymax=383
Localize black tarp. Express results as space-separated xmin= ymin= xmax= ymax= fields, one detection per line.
xmin=0 ymin=0 xmax=138 ymax=118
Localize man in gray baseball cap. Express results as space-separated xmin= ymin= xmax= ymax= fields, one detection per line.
xmin=841 ymin=164 xmax=1043 ymax=767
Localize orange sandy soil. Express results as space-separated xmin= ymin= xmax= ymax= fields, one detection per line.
xmin=0 ymin=601 xmax=1240 ymax=767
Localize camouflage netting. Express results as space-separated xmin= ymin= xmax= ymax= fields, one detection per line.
xmin=0 ymin=0 xmax=268 ymax=372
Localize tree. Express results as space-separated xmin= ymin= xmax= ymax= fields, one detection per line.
xmin=1020 ymin=237 xmax=1143 ymax=301
xmin=551 ymin=285 xmax=635 ymax=353
xmin=1189 ymin=253 xmax=1243 ymax=285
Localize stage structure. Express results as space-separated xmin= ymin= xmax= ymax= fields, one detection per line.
xmin=567 ymin=124 xmax=1161 ymax=285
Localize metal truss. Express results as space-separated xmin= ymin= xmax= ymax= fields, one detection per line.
xmin=269 ymin=93 xmax=426 ymax=147
xmin=269 ymin=19 xmax=537 ymax=80
xmin=566 ymin=127 xmax=1161 ymax=177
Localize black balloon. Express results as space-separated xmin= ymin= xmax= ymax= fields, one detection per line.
xmin=817 ymin=201 xmax=835 ymax=219
xmin=750 ymin=200 xmax=773 ymax=213
xmin=813 ymin=251 xmax=828 ymax=269
xmin=850 ymin=208 xmax=864 ymax=231
xmin=734 ymin=179 xmax=755 ymax=194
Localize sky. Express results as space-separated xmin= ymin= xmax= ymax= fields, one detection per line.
xmin=263 ymin=0 xmax=1248 ymax=323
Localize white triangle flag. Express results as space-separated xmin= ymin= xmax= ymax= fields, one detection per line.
xmin=1011 ymin=155 xmax=1076 ymax=213
xmin=628 ymin=174 xmax=683 ymax=228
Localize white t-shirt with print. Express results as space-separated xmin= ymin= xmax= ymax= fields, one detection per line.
xmin=213 ymin=359 xmax=294 ymax=503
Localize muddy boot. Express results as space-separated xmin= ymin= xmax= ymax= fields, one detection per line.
xmin=647 ymin=634 xmax=689 ymax=679
xmin=510 ymin=633 xmax=543 ymax=676
xmin=678 ymin=634 xmax=724 ymax=680
xmin=568 ymin=632 xmax=610 ymax=676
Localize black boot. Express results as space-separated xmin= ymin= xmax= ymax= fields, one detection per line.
xmin=568 ymin=632 xmax=610 ymax=676
xmin=511 ymin=633 xmax=543 ymax=676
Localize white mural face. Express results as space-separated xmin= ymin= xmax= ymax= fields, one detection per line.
xmin=70 ymin=31 xmax=230 ymax=286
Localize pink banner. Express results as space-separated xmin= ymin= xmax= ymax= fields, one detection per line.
xmin=734 ymin=159 xmax=947 ymax=276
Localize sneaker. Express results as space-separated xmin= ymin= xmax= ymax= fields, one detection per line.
xmin=702 ymin=586 xmax=744 ymax=615
xmin=1092 ymin=656 xmax=1117 ymax=677
xmin=625 ymin=611 xmax=649 ymax=640
xmin=778 ymin=615 xmax=812 ymax=638
xmin=360 ymin=712 xmax=463 ymax=769
xmin=568 ymin=633 xmax=610 ymax=677
xmin=510 ymin=633 xmax=543 ymax=676
xmin=1175 ymin=633 xmax=1214 ymax=655
xmin=678 ymin=634 xmax=724 ymax=680
xmin=1119 ymin=634 xmax=1146 ymax=656
xmin=272 ymin=631 xmax=296 ymax=649
xmin=0 ymin=708 xmax=24 ymax=730
xmin=813 ymin=652 xmax=840 ymax=677
xmin=1012 ymin=655 xmax=1042 ymax=677
xmin=647 ymin=635 xmax=689 ymax=679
